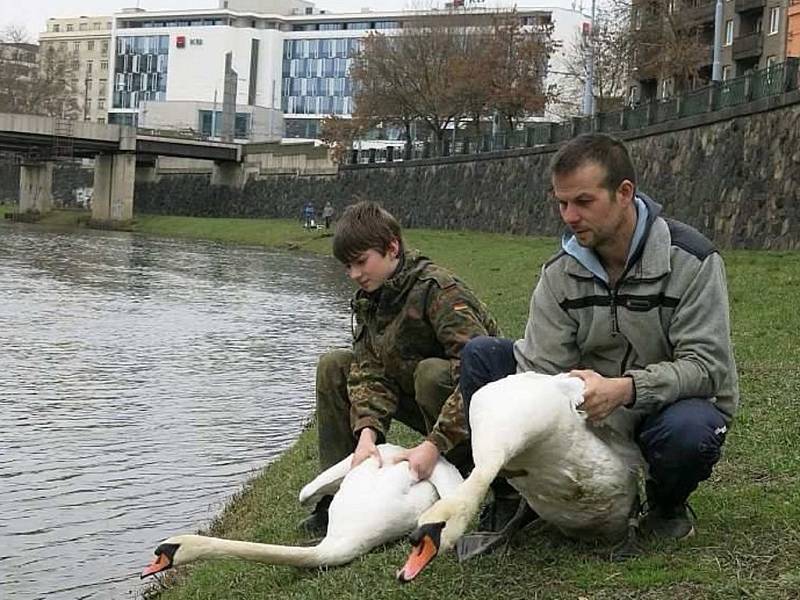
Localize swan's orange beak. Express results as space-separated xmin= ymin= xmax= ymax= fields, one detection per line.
xmin=396 ymin=522 xmax=444 ymax=583
xmin=141 ymin=552 xmax=171 ymax=578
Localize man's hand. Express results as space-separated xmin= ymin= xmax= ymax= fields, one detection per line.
xmin=351 ymin=428 xmax=382 ymax=469
xmin=391 ymin=440 xmax=440 ymax=481
xmin=569 ymin=369 xmax=633 ymax=422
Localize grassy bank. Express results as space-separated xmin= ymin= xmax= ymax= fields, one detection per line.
xmin=131 ymin=216 xmax=797 ymax=598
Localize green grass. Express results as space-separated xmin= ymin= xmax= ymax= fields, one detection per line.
xmin=126 ymin=215 xmax=800 ymax=599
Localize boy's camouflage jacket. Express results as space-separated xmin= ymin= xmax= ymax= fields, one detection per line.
xmin=348 ymin=250 xmax=499 ymax=453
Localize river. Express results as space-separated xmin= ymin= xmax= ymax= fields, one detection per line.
xmin=0 ymin=224 xmax=351 ymax=599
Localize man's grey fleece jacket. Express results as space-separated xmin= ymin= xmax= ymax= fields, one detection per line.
xmin=513 ymin=194 xmax=739 ymax=439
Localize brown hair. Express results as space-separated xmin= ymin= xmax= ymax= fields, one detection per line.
xmin=332 ymin=201 xmax=404 ymax=264
xmin=550 ymin=133 xmax=637 ymax=194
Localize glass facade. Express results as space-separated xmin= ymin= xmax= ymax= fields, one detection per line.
xmin=113 ymin=35 xmax=169 ymax=109
xmin=198 ymin=110 xmax=251 ymax=139
xmin=282 ymin=38 xmax=361 ymax=115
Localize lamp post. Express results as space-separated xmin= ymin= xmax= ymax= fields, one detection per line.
xmin=582 ymin=0 xmax=596 ymax=116
xmin=712 ymin=0 xmax=724 ymax=80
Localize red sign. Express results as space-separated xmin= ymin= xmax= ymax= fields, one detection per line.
xmin=176 ymin=35 xmax=186 ymax=48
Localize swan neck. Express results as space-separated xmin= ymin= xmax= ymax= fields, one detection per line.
xmin=193 ymin=536 xmax=357 ymax=568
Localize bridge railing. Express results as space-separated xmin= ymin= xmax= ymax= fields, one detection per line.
xmin=347 ymin=57 xmax=800 ymax=166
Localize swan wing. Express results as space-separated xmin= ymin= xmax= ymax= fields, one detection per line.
xmin=298 ymin=444 xmax=408 ymax=507
xmin=427 ymin=455 xmax=464 ymax=499
xmin=299 ymin=454 xmax=352 ymax=508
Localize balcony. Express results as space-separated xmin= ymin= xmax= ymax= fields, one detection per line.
xmin=732 ymin=32 xmax=763 ymax=60
xmin=735 ymin=0 xmax=766 ymax=13
xmin=684 ymin=0 xmax=716 ymax=27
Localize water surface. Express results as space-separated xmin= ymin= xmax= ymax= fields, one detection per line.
xmin=0 ymin=225 xmax=351 ymax=599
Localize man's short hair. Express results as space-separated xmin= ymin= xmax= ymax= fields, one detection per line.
xmin=333 ymin=201 xmax=403 ymax=264
xmin=550 ymin=134 xmax=637 ymax=194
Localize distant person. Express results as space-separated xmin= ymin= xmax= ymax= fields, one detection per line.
xmin=322 ymin=201 xmax=334 ymax=229
xmin=302 ymin=201 xmax=316 ymax=229
xmin=299 ymin=201 xmax=501 ymax=536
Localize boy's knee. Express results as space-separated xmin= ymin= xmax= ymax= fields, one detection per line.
xmin=414 ymin=358 xmax=452 ymax=396
xmin=316 ymin=349 xmax=353 ymax=389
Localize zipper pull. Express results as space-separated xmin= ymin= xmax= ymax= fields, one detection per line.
xmin=610 ymin=291 xmax=619 ymax=336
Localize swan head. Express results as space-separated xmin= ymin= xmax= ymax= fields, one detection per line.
xmin=396 ymin=521 xmax=445 ymax=583
xmin=397 ymin=495 xmax=474 ymax=582
xmin=141 ymin=534 xmax=205 ymax=578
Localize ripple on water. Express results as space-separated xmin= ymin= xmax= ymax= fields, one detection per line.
xmin=0 ymin=227 xmax=351 ymax=600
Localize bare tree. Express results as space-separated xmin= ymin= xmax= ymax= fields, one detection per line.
xmin=558 ymin=8 xmax=633 ymax=116
xmin=482 ymin=10 xmax=554 ymax=131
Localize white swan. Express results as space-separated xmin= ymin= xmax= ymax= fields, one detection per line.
xmin=141 ymin=444 xmax=463 ymax=576
xmin=397 ymin=372 xmax=643 ymax=581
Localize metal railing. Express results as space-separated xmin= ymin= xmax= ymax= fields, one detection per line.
xmin=347 ymin=58 xmax=800 ymax=165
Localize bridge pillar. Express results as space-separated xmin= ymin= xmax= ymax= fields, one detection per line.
xmin=19 ymin=161 xmax=54 ymax=214
xmin=135 ymin=158 xmax=159 ymax=184
xmin=210 ymin=161 xmax=244 ymax=188
xmin=93 ymin=153 xmax=135 ymax=222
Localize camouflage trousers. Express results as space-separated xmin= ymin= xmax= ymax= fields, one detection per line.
xmin=315 ymin=349 xmax=471 ymax=472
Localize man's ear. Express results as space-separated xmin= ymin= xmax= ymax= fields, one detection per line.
xmin=616 ymin=179 xmax=635 ymax=205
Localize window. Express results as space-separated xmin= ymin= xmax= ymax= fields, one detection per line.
xmin=722 ymin=65 xmax=732 ymax=80
xmin=52 ymin=24 xmax=60 ymax=32
xmin=725 ymin=19 xmax=734 ymax=45
xmin=66 ymin=24 xmax=74 ymax=32
xmin=97 ymin=117 xmax=106 ymax=123
xmin=86 ymin=79 xmax=93 ymax=91
xmin=102 ymin=40 xmax=109 ymax=53
xmin=660 ymin=77 xmax=674 ymax=98
xmin=88 ymin=40 xmax=95 ymax=51
xmin=73 ymin=41 xmax=80 ymax=51
xmin=98 ymin=98 xmax=106 ymax=109
xmin=769 ymin=7 xmax=779 ymax=34
xmin=87 ymin=61 xmax=93 ymax=74
xmin=93 ymin=22 xmax=101 ymax=30
xmin=79 ymin=22 xmax=87 ymax=31
xmin=86 ymin=99 xmax=92 ymax=110
xmin=101 ymin=60 xmax=108 ymax=71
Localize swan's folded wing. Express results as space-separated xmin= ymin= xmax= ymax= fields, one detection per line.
xmin=427 ymin=456 xmax=464 ymax=499
xmin=299 ymin=454 xmax=352 ymax=508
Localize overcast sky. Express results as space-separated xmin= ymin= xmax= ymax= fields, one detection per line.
xmin=4 ymin=0 xmax=577 ymax=40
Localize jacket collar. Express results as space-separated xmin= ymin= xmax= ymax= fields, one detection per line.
xmin=563 ymin=193 xmax=671 ymax=282
xmin=355 ymin=249 xmax=429 ymax=308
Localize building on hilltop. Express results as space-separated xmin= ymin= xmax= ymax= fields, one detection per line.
xmin=631 ymin=0 xmax=797 ymax=103
xmin=37 ymin=16 xmax=113 ymax=123
xmin=36 ymin=1 xmax=586 ymax=143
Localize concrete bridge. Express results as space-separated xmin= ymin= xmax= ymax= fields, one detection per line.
xmin=0 ymin=113 xmax=244 ymax=223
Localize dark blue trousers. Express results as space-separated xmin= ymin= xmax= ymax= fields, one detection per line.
xmin=460 ymin=336 xmax=728 ymax=508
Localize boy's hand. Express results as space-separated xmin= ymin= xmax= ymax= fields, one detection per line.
xmin=352 ymin=428 xmax=381 ymax=469
xmin=391 ymin=441 xmax=440 ymax=481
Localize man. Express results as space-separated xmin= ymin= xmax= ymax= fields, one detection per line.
xmin=322 ymin=201 xmax=335 ymax=229
xmin=457 ymin=133 xmax=739 ymax=539
xmin=300 ymin=201 xmax=500 ymax=535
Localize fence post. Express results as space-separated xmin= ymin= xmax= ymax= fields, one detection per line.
xmin=708 ymin=81 xmax=719 ymax=112
xmin=744 ymin=71 xmax=753 ymax=102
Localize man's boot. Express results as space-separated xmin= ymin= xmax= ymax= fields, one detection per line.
xmin=298 ymin=495 xmax=333 ymax=537
xmin=640 ymin=481 xmax=695 ymax=540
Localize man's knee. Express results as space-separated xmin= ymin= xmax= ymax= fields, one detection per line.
xmin=462 ymin=336 xmax=501 ymax=371
xmin=316 ymin=349 xmax=353 ymax=397
xmin=640 ymin=399 xmax=727 ymax=470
